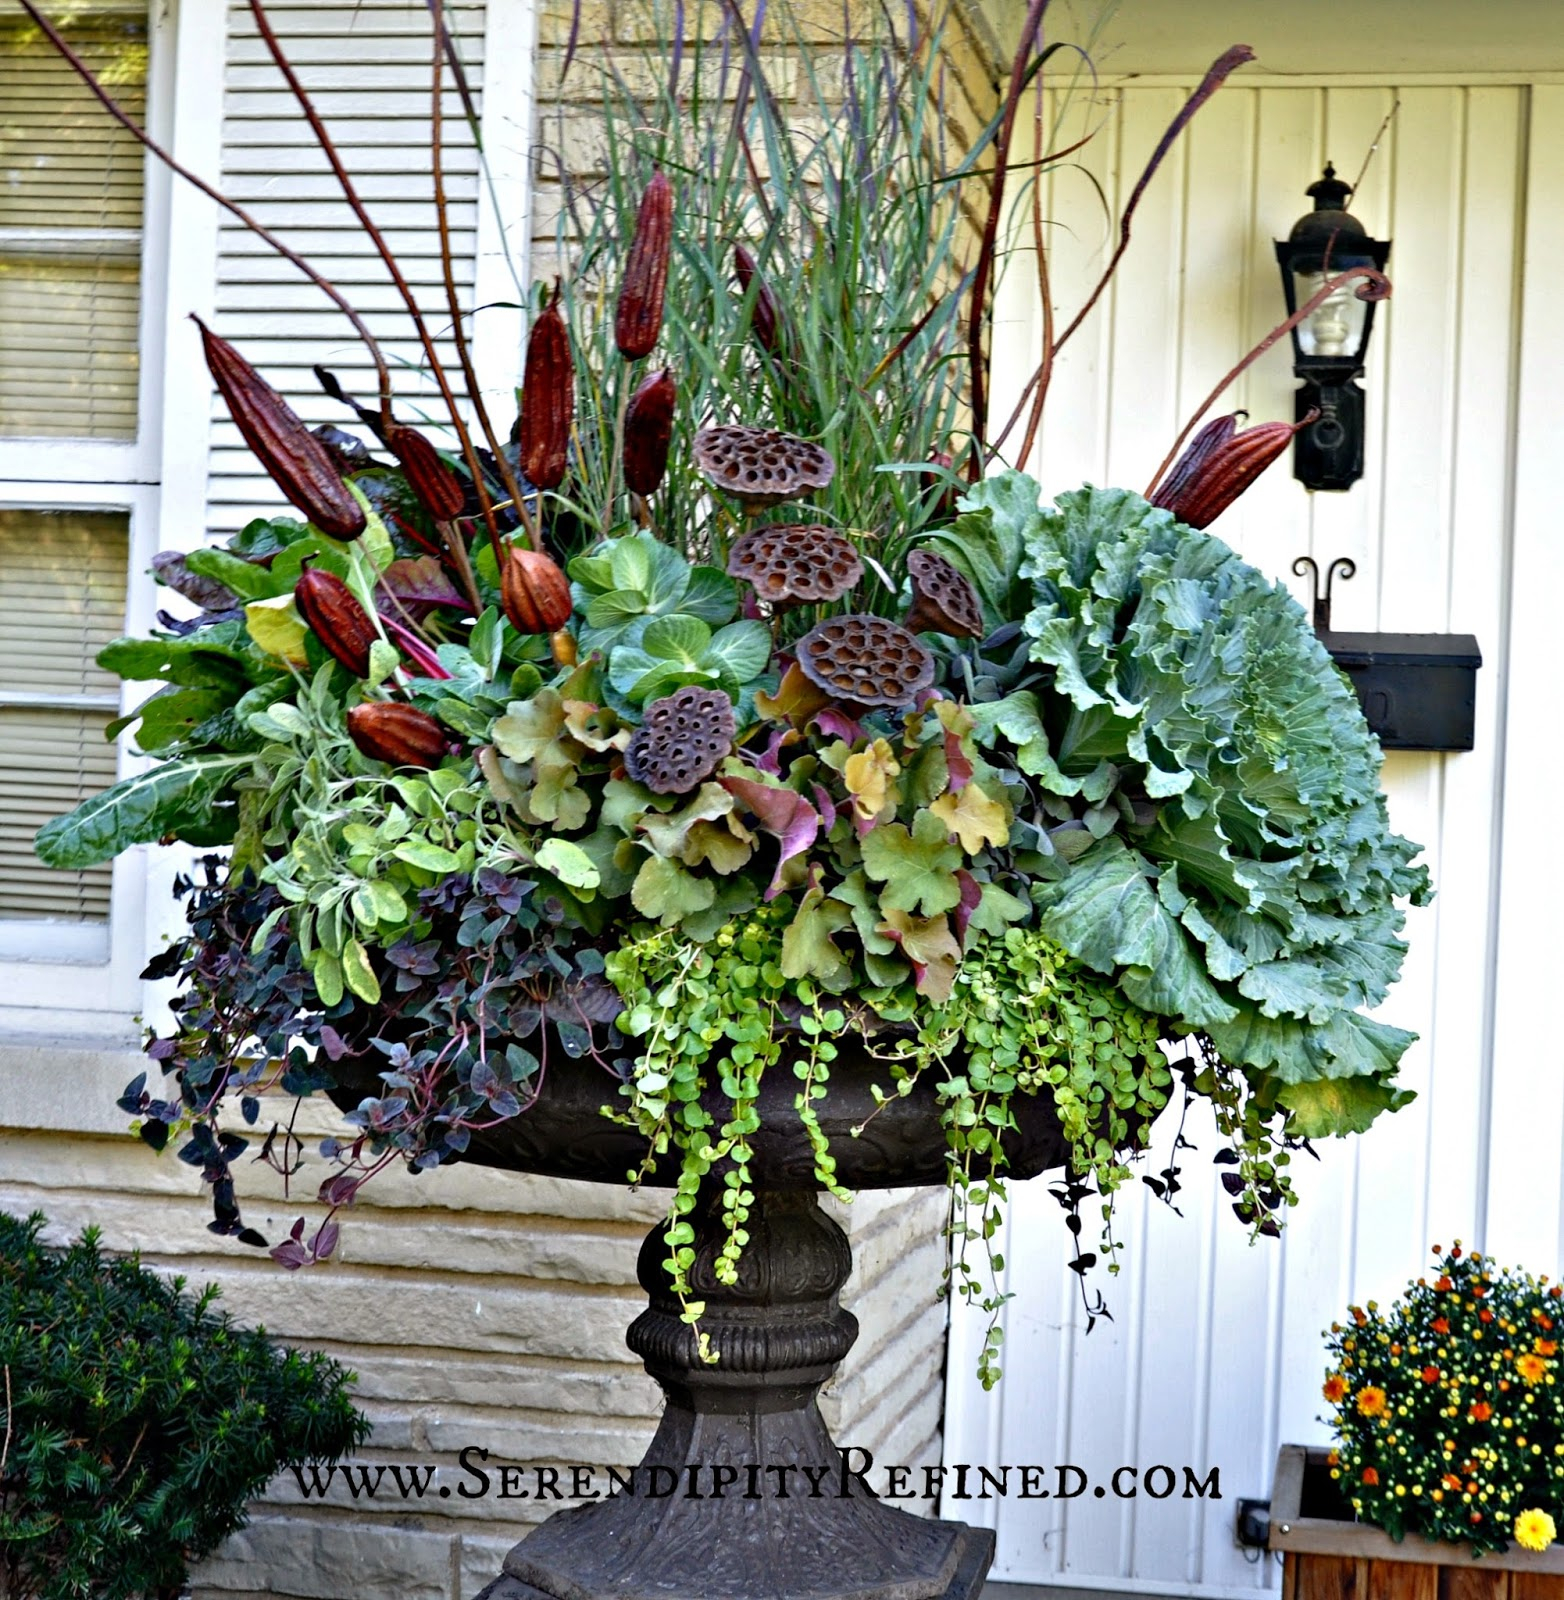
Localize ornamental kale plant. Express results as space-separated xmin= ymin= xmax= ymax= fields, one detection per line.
xmin=0 ymin=1212 xmax=367 ymax=1600
xmin=25 ymin=0 xmax=1422 ymax=1378
xmin=1322 ymin=1247 xmax=1564 ymax=1557
xmin=935 ymin=478 xmax=1430 ymax=1132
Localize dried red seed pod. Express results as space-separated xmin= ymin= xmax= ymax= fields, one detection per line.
xmin=295 ymin=567 xmax=377 ymax=678
xmin=346 ymin=702 xmax=448 ymax=769
xmin=519 ymin=301 xmax=574 ymax=491
xmin=733 ymin=243 xmax=781 ymax=355
xmin=388 ymin=424 xmax=467 ymax=522
xmin=903 ymin=548 xmax=983 ymax=640
xmin=794 ymin=614 xmax=935 ymax=710
xmin=196 ymin=317 xmax=366 ymax=541
xmin=727 ymin=524 xmax=862 ymax=607
xmin=623 ymin=368 xmax=677 ymax=497
xmin=694 ymin=425 xmax=834 ymax=511
xmin=624 ymin=686 xmax=736 ymax=795
xmin=1148 ymin=413 xmax=1241 ymax=514
xmin=1154 ymin=418 xmax=1302 ymax=529
xmin=616 ymin=170 xmax=674 ymax=361
xmin=501 ymin=547 xmax=574 ymax=634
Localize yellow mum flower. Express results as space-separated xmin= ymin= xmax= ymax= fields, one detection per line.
xmin=1357 ymin=1387 xmax=1389 ymax=1418
xmin=1518 ymin=1354 xmax=1550 ymax=1385
xmin=1515 ymin=1509 xmax=1557 ymax=1552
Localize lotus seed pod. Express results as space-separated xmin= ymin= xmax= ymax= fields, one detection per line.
xmin=693 ymin=425 xmax=833 ymax=511
xmin=726 ymin=524 xmax=862 ymax=607
xmin=903 ymin=548 xmax=983 ymax=640
xmin=623 ymin=686 xmax=736 ymax=795
xmin=794 ymin=614 xmax=935 ymax=710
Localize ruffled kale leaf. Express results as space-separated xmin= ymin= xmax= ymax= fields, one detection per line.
xmin=960 ymin=475 xmax=1430 ymax=1132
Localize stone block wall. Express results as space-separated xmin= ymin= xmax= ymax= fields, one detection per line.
xmin=528 ymin=0 xmax=1005 ymax=291
xmin=0 ymin=1038 xmax=952 ymax=1599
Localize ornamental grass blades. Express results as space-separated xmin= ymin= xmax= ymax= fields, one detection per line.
xmin=25 ymin=0 xmax=1416 ymax=1382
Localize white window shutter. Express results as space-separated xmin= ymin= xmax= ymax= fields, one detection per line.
xmin=207 ymin=0 xmax=490 ymax=535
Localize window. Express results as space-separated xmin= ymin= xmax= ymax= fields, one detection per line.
xmin=0 ymin=0 xmax=147 ymax=962
xmin=0 ymin=0 xmax=520 ymax=1004
xmin=0 ymin=511 xmax=129 ymax=941
xmin=0 ymin=0 xmax=147 ymax=439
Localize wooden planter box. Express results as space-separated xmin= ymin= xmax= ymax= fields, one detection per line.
xmin=1271 ymin=1446 xmax=1564 ymax=1600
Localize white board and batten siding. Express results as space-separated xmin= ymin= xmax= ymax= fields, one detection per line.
xmin=206 ymin=0 xmax=534 ymax=538
xmin=945 ymin=77 xmax=1564 ymax=1597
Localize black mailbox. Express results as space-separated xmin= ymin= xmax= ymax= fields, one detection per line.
xmin=1319 ymin=632 xmax=1481 ymax=752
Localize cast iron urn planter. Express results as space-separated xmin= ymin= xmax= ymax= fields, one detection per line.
xmin=420 ymin=1034 xmax=1072 ymax=1600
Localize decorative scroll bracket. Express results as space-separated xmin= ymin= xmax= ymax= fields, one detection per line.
xmin=1292 ymin=554 xmax=1357 ymax=633
xmin=1291 ymin=554 xmax=1481 ymax=753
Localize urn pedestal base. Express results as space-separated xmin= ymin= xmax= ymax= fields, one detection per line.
xmin=475 ymin=1188 xmax=994 ymax=1600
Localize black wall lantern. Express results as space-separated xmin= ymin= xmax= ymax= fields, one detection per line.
xmin=1274 ymin=165 xmax=1391 ymax=491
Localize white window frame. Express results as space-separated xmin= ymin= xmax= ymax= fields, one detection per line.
xmin=0 ymin=0 xmax=535 ymax=1039
xmin=0 ymin=0 xmax=224 ymax=1034
xmin=0 ymin=479 xmax=155 ymax=981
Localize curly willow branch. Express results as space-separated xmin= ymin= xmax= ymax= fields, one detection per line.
xmin=1052 ymin=45 xmax=1256 ymax=359
xmin=428 ymin=0 xmax=534 ymax=554
xmin=965 ymin=0 xmax=1051 ymax=481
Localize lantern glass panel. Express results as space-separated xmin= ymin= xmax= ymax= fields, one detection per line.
xmin=1293 ymin=270 xmax=1368 ymax=360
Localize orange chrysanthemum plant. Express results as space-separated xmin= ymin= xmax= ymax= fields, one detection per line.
xmin=1322 ymin=1245 xmax=1564 ymax=1556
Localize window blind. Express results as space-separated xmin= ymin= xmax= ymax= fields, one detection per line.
xmin=0 ymin=0 xmax=148 ymax=440
xmin=0 ymin=510 xmax=129 ymax=923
